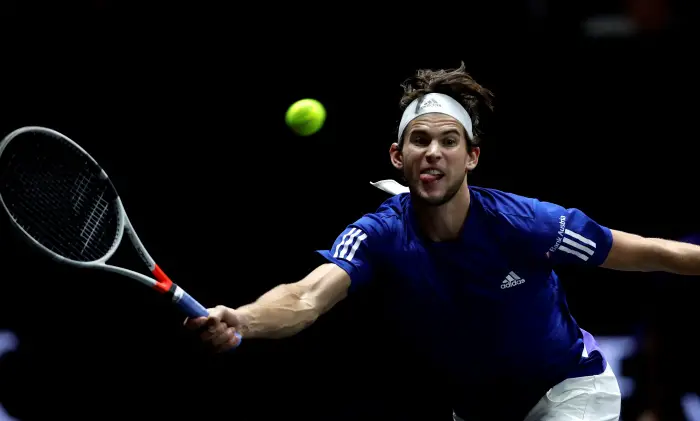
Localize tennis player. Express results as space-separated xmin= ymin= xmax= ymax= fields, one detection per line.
xmin=185 ymin=63 xmax=700 ymax=420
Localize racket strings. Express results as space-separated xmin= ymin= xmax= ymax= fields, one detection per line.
xmin=0 ymin=133 xmax=120 ymax=262
xmin=13 ymin=167 xmax=109 ymax=260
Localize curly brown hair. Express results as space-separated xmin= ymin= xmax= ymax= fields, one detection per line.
xmin=399 ymin=62 xmax=495 ymax=149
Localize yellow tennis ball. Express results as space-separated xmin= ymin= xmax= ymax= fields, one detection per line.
xmin=285 ymin=99 xmax=326 ymax=136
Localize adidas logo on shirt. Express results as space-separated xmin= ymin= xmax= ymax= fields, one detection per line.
xmin=501 ymin=271 xmax=525 ymax=289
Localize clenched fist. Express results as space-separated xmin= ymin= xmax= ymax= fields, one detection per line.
xmin=184 ymin=305 xmax=243 ymax=352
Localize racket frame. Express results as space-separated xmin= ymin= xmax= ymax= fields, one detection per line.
xmin=0 ymin=126 xmax=219 ymax=322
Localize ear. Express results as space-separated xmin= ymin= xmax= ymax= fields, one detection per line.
xmin=389 ymin=142 xmax=403 ymax=170
xmin=466 ymin=146 xmax=480 ymax=171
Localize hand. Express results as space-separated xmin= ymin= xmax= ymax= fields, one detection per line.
xmin=184 ymin=305 xmax=243 ymax=352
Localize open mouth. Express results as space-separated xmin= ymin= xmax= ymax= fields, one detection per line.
xmin=419 ymin=168 xmax=444 ymax=183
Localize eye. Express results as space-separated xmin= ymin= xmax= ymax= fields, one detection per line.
xmin=411 ymin=136 xmax=430 ymax=146
xmin=443 ymin=137 xmax=458 ymax=146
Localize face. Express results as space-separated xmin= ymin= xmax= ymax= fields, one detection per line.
xmin=390 ymin=113 xmax=479 ymax=206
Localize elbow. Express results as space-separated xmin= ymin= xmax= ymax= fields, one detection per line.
xmin=298 ymin=284 xmax=346 ymax=318
xmin=274 ymin=284 xmax=325 ymax=332
xmin=648 ymin=240 xmax=678 ymax=272
xmin=648 ymin=239 xmax=700 ymax=275
xmin=606 ymin=237 xmax=698 ymax=274
xmin=296 ymin=291 xmax=323 ymax=322
xmin=297 ymin=263 xmax=351 ymax=315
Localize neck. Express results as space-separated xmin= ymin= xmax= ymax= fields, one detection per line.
xmin=413 ymin=182 xmax=471 ymax=242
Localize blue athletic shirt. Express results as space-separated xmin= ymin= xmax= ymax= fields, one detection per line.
xmin=317 ymin=186 xmax=613 ymax=415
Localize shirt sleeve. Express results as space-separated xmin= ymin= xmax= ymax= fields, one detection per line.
xmin=525 ymin=199 xmax=614 ymax=266
xmin=316 ymin=214 xmax=392 ymax=292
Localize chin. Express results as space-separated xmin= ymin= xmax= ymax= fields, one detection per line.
xmin=409 ymin=178 xmax=463 ymax=207
xmin=415 ymin=190 xmax=451 ymax=206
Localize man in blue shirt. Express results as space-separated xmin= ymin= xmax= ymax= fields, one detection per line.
xmin=186 ymin=63 xmax=699 ymax=420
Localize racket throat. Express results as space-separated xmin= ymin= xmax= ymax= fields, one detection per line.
xmin=151 ymin=264 xmax=175 ymax=294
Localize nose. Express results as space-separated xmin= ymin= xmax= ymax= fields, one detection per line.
xmin=425 ymin=139 xmax=442 ymax=161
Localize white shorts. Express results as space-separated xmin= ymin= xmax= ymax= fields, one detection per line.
xmin=453 ymin=363 xmax=621 ymax=421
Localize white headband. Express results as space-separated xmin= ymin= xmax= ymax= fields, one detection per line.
xmin=397 ymin=93 xmax=474 ymax=142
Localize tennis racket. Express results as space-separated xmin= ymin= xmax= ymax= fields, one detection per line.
xmin=0 ymin=126 xmax=241 ymax=346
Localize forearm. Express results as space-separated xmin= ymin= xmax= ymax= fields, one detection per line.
xmin=235 ymin=283 xmax=320 ymax=339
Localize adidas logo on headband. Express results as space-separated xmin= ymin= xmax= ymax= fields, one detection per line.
xmin=398 ymin=93 xmax=474 ymax=141
xmin=419 ymin=98 xmax=442 ymax=109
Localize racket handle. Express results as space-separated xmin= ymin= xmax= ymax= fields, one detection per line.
xmin=176 ymin=290 xmax=209 ymax=318
xmin=176 ymin=289 xmax=242 ymax=348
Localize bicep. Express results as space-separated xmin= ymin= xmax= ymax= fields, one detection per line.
xmin=600 ymin=230 xmax=639 ymax=271
xmin=601 ymin=229 xmax=666 ymax=272
xmin=296 ymin=263 xmax=351 ymax=314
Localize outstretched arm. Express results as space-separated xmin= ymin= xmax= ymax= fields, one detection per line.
xmin=187 ymin=214 xmax=389 ymax=352
xmin=186 ymin=263 xmax=350 ymax=351
xmin=235 ymin=263 xmax=350 ymax=339
xmin=601 ymin=230 xmax=700 ymax=275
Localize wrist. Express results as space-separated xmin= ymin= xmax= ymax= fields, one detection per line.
xmin=234 ymin=306 xmax=255 ymax=338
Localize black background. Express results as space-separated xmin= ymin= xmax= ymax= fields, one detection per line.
xmin=0 ymin=2 xmax=699 ymax=420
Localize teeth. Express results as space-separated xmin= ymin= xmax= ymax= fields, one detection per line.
xmin=423 ymin=169 xmax=443 ymax=175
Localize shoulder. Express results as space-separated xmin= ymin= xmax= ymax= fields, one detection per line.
xmin=349 ymin=194 xmax=406 ymax=237
xmin=470 ymin=186 xmax=575 ymax=240
xmin=471 ymin=186 xmax=539 ymax=221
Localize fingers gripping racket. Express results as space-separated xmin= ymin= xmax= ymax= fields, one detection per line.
xmin=0 ymin=126 xmax=241 ymax=346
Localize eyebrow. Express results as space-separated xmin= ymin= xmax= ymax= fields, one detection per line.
xmin=410 ymin=128 xmax=461 ymax=137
